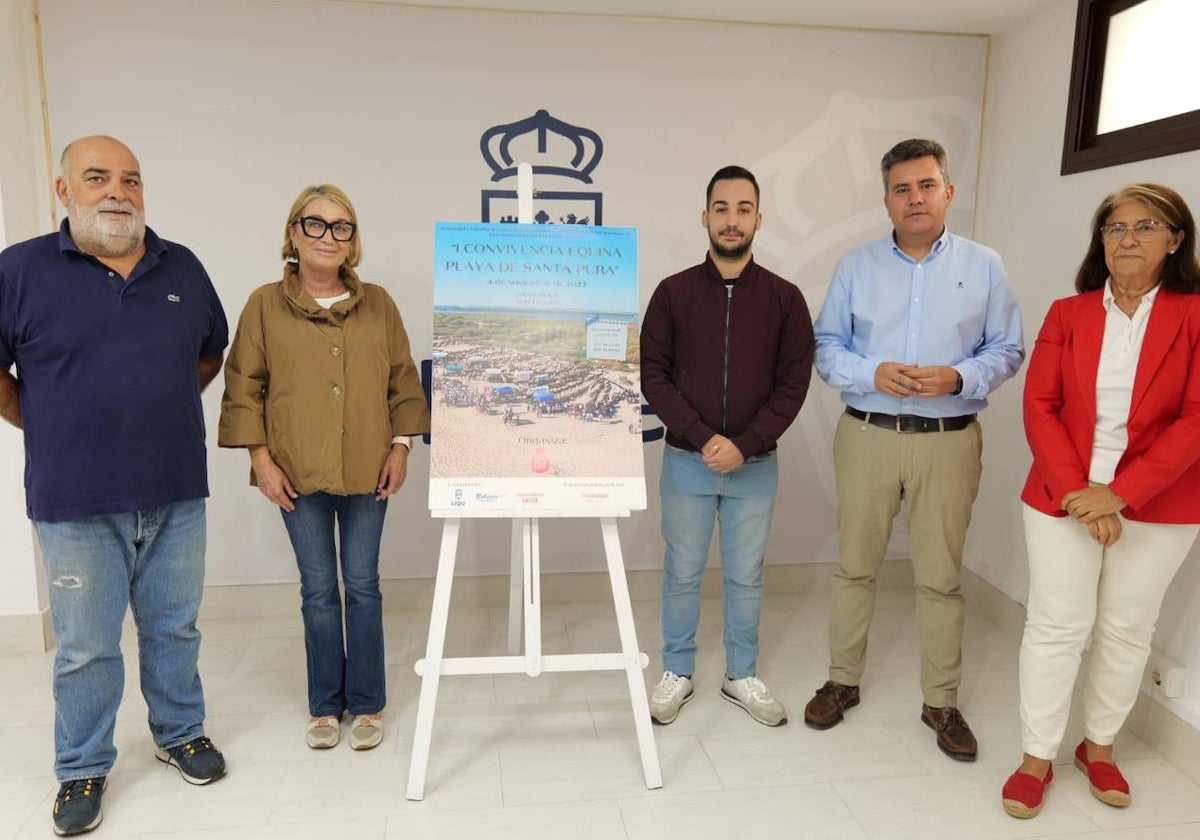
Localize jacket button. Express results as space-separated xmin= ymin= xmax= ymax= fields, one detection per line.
xmin=331 ymin=385 xmax=342 ymax=396
xmin=331 ymin=346 xmax=342 ymax=356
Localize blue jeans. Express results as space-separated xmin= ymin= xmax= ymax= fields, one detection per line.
xmin=281 ymin=492 xmax=388 ymax=717
xmin=659 ymin=445 xmax=778 ymax=680
xmin=35 ymin=498 xmax=208 ymax=782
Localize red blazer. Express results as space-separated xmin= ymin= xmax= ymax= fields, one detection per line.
xmin=1022 ymin=288 xmax=1200 ymax=523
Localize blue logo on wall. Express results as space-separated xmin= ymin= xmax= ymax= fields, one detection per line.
xmin=480 ymin=109 xmax=604 ymax=225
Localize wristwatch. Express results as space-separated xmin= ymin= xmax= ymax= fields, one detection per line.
xmin=950 ymin=371 xmax=963 ymax=396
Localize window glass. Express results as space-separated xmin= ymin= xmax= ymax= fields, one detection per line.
xmin=1097 ymin=0 xmax=1200 ymax=134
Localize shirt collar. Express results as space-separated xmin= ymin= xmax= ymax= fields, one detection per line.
xmin=889 ymin=227 xmax=951 ymax=264
xmin=282 ymin=266 xmax=363 ymax=317
xmin=1102 ymin=277 xmax=1161 ymax=311
xmin=56 ymin=218 xmax=167 ymax=258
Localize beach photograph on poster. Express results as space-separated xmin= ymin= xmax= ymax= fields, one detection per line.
xmin=429 ymin=222 xmax=645 ymax=513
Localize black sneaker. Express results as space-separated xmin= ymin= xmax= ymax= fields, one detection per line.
xmin=52 ymin=776 xmax=106 ymax=836
xmin=154 ymin=736 xmax=227 ymax=785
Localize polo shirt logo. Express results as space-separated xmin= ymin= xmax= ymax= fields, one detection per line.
xmin=167 ymin=294 xmax=181 ymax=302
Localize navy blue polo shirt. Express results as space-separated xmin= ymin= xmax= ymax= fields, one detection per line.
xmin=0 ymin=222 xmax=229 ymax=522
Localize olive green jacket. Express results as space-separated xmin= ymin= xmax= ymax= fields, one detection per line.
xmin=218 ymin=271 xmax=430 ymax=495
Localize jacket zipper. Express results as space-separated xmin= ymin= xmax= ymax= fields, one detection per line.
xmin=722 ymin=283 xmax=733 ymax=433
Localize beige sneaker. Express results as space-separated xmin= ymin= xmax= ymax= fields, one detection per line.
xmin=306 ymin=715 xmax=341 ymax=749
xmin=349 ymin=714 xmax=384 ymax=751
xmin=721 ymin=676 xmax=788 ymax=726
xmin=649 ymin=671 xmax=694 ymax=725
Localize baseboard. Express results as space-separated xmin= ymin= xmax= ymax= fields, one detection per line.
xmin=960 ymin=565 xmax=1028 ymax=635
xmin=1126 ymin=692 xmax=1200 ymax=784
xmin=0 ymin=607 xmax=53 ymax=654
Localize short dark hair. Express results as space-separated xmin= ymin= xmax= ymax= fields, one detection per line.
xmin=1074 ymin=183 xmax=1200 ymax=294
xmin=880 ymin=139 xmax=949 ymax=191
xmin=706 ymin=165 xmax=759 ymax=206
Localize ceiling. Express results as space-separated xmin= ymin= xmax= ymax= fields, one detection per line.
xmin=361 ymin=0 xmax=1058 ymax=35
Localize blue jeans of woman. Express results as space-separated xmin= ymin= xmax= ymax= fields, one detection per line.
xmin=281 ymin=492 xmax=388 ymax=717
xmin=659 ymin=445 xmax=778 ymax=680
xmin=35 ymin=498 xmax=208 ymax=782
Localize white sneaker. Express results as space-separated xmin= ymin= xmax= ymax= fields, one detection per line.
xmin=349 ymin=714 xmax=384 ymax=751
xmin=721 ymin=676 xmax=788 ymax=726
xmin=306 ymin=715 xmax=340 ymax=749
xmin=649 ymin=671 xmax=694 ymax=725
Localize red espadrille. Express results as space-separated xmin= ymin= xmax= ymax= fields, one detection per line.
xmin=1074 ymin=741 xmax=1131 ymax=807
xmin=1002 ymin=765 xmax=1053 ymax=818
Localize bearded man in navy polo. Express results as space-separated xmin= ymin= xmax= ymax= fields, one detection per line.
xmin=0 ymin=135 xmax=229 ymax=837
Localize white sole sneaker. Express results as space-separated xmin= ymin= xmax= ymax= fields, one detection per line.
xmin=650 ymin=686 xmax=694 ymax=725
xmin=720 ymin=684 xmax=788 ymax=727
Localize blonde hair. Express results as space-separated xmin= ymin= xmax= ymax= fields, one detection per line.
xmin=281 ymin=184 xmax=362 ymax=274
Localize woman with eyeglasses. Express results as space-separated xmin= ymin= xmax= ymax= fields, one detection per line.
xmin=1003 ymin=184 xmax=1200 ymax=818
xmin=218 ymin=184 xmax=429 ymax=751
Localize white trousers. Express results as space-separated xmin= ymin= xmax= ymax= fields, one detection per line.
xmin=1019 ymin=504 xmax=1198 ymax=759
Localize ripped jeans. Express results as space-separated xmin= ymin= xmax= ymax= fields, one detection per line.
xmin=34 ymin=499 xmax=209 ymax=781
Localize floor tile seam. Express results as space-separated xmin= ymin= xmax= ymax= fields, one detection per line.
xmin=822 ymin=778 xmax=876 ymax=840
xmin=491 ymin=741 xmax=511 ymax=808
xmin=714 ymin=767 xmax=943 ymax=791
xmin=614 ymin=779 xmax=846 ymax=810
xmin=691 ymin=729 xmax=734 ymax=793
xmin=611 ymin=793 xmax=637 ymax=840
xmin=653 ymin=731 xmax=724 ymax=794
xmin=585 ymin=694 xmax=604 ymax=742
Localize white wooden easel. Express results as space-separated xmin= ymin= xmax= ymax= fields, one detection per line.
xmin=406 ymin=164 xmax=661 ymax=801
xmin=405 ymin=513 xmax=662 ymax=800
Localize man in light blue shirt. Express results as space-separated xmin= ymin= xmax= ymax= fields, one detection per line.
xmin=803 ymin=139 xmax=1023 ymax=761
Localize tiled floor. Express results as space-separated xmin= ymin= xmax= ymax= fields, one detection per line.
xmin=3 ymin=587 xmax=1200 ymax=839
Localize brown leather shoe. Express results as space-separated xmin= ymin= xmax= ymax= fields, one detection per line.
xmin=921 ymin=704 xmax=977 ymax=761
xmin=803 ymin=681 xmax=860 ymax=729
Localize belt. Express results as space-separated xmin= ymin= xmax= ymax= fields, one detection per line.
xmin=845 ymin=407 xmax=976 ymax=433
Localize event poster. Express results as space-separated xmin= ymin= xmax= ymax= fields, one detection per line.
xmin=428 ymin=222 xmax=646 ymax=515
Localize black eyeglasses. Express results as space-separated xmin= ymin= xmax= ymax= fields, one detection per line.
xmin=294 ymin=216 xmax=356 ymax=242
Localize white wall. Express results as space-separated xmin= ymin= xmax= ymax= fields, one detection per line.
xmin=0 ymin=0 xmax=50 ymax=619
xmin=30 ymin=0 xmax=990 ymax=585
xmin=974 ymin=0 xmax=1200 ymax=725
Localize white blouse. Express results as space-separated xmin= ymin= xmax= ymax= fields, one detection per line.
xmin=1088 ymin=278 xmax=1160 ymax=484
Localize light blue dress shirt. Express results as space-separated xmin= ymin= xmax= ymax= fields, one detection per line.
xmin=813 ymin=229 xmax=1024 ymax=418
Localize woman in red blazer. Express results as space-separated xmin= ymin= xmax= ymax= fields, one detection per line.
xmin=1003 ymin=184 xmax=1200 ymax=819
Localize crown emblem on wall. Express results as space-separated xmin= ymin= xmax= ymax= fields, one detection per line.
xmin=480 ymin=109 xmax=603 ymax=184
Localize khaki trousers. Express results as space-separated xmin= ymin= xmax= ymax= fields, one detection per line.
xmin=828 ymin=411 xmax=983 ymax=707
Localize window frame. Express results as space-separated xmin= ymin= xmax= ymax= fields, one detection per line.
xmin=1061 ymin=0 xmax=1200 ymax=175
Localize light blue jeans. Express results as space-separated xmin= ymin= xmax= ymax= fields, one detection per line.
xmin=660 ymin=444 xmax=778 ymax=680
xmin=35 ymin=498 xmax=208 ymax=782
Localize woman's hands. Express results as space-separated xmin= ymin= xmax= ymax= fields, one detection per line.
xmin=1086 ymin=513 xmax=1123 ymax=547
xmin=1061 ymin=485 xmax=1126 ymax=522
xmin=1062 ymin=485 xmax=1127 ymax=546
xmin=376 ymin=443 xmax=409 ymax=501
xmin=250 ymin=444 xmax=298 ymax=512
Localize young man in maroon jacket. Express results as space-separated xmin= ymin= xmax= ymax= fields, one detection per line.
xmin=640 ymin=166 xmax=815 ymax=726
